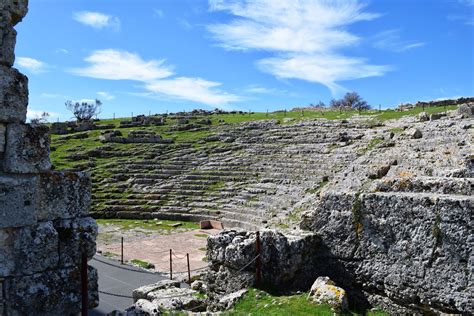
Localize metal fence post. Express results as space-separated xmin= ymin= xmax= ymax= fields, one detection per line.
xmin=169 ymin=249 xmax=173 ymax=280
xmin=81 ymin=252 xmax=88 ymax=316
xmin=121 ymin=237 xmax=124 ymax=265
xmin=256 ymin=231 xmax=262 ymax=286
xmin=187 ymin=253 xmax=191 ymax=284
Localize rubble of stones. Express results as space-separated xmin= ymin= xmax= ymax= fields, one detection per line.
xmin=0 ymin=1 xmax=98 ymax=314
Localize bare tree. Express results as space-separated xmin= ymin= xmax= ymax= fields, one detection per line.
xmin=329 ymin=98 xmax=344 ymax=109
xmin=342 ymin=92 xmax=370 ymax=112
xmin=65 ymin=99 xmax=102 ymax=122
xmin=30 ymin=111 xmax=50 ymax=124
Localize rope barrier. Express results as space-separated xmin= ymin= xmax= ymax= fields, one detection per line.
xmin=92 ymin=257 xmax=162 ymax=275
xmin=95 ymin=253 xmax=260 ymax=304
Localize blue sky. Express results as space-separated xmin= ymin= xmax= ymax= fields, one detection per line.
xmin=14 ymin=0 xmax=474 ymax=121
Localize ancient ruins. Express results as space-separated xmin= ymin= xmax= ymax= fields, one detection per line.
xmin=0 ymin=1 xmax=97 ymax=314
xmin=0 ymin=0 xmax=472 ymax=315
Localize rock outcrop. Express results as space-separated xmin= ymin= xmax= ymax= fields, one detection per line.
xmin=0 ymin=1 xmax=98 ymax=314
xmin=205 ymin=113 xmax=473 ymax=313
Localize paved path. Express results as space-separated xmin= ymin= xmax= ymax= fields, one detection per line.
xmin=89 ymin=254 xmax=166 ymax=315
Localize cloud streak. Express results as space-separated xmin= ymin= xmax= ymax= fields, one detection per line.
xmin=16 ymin=57 xmax=48 ymax=74
xmin=71 ymin=49 xmax=240 ymax=106
xmin=373 ymin=29 xmax=425 ymax=52
xmin=207 ymin=0 xmax=390 ymax=94
xmin=73 ymin=11 xmax=120 ymax=30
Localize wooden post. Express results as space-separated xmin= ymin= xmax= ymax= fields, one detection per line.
xmin=81 ymin=253 xmax=88 ymax=316
xmin=121 ymin=237 xmax=124 ymax=264
xmin=169 ymin=249 xmax=173 ymax=280
xmin=255 ymin=231 xmax=262 ymax=286
xmin=187 ymin=253 xmax=191 ymax=284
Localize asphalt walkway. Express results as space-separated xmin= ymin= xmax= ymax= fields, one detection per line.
xmin=89 ymin=254 xmax=166 ymax=315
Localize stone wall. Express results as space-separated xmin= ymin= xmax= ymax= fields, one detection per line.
xmin=0 ymin=1 xmax=98 ymax=314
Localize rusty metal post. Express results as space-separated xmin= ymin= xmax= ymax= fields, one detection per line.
xmin=187 ymin=253 xmax=191 ymax=284
xmin=81 ymin=252 xmax=88 ymax=316
xmin=121 ymin=237 xmax=124 ymax=264
xmin=255 ymin=231 xmax=262 ymax=286
xmin=169 ymin=249 xmax=173 ymax=280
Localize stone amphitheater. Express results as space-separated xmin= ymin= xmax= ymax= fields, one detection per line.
xmin=53 ymin=104 xmax=473 ymax=314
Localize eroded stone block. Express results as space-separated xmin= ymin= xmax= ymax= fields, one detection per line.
xmin=0 ymin=0 xmax=29 ymax=26
xmin=0 ymin=123 xmax=5 ymax=152
xmin=0 ymin=222 xmax=58 ymax=277
xmin=55 ymin=217 xmax=97 ymax=267
xmin=0 ymin=19 xmax=16 ymax=67
xmin=0 ymin=66 xmax=28 ymax=123
xmin=3 ymin=123 xmax=51 ymax=173
xmin=37 ymin=171 xmax=91 ymax=221
xmin=0 ymin=175 xmax=37 ymax=228
xmin=4 ymin=265 xmax=98 ymax=315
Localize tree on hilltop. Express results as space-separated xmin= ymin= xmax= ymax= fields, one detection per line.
xmin=65 ymin=99 xmax=102 ymax=122
xmin=342 ymin=92 xmax=370 ymax=111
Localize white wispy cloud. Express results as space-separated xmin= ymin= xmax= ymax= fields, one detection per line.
xmin=72 ymin=49 xmax=240 ymax=106
xmin=145 ymin=77 xmax=241 ymax=106
xmin=16 ymin=57 xmax=48 ymax=74
xmin=71 ymin=49 xmax=174 ymax=81
xmin=55 ymin=48 xmax=69 ymax=54
xmin=97 ymin=91 xmax=115 ymax=100
xmin=40 ymin=93 xmax=65 ymax=98
xmin=373 ymin=29 xmax=425 ymax=52
xmin=153 ymin=9 xmax=164 ymax=18
xmin=207 ymin=0 xmax=389 ymax=94
xmin=73 ymin=11 xmax=120 ymax=30
xmin=258 ymin=54 xmax=390 ymax=94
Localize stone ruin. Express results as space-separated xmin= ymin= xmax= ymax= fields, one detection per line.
xmin=0 ymin=1 xmax=98 ymax=314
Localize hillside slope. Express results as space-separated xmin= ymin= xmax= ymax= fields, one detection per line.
xmin=50 ymin=106 xmax=466 ymax=230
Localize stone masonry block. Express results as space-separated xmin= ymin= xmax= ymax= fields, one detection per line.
xmin=0 ymin=18 xmax=16 ymax=67
xmin=54 ymin=217 xmax=97 ymax=267
xmin=37 ymin=171 xmax=91 ymax=221
xmin=3 ymin=123 xmax=51 ymax=173
xmin=0 ymin=222 xmax=58 ymax=277
xmin=0 ymin=65 xmax=28 ymax=123
xmin=0 ymin=123 xmax=5 ymax=152
xmin=0 ymin=175 xmax=37 ymax=228
xmin=0 ymin=0 xmax=29 ymax=26
xmin=4 ymin=265 xmax=98 ymax=315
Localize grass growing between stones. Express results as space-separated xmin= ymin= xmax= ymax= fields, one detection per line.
xmin=230 ymin=288 xmax=388 ymax=315
xmin=130 ymin=259 xmax=154 ymax=269
xmin=96 ymin=219 xmax=199 ymax=231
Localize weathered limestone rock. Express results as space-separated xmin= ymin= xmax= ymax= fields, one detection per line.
xmin=308 ymin=277 xmax=348 ymax=312
xmin=0 ymin=123 xmax=5 ymax=151
xmin=418 ymin=111 xmax=429 ymax=122
xmin=218 ymin=289 xmax=247 ymax=310
xmin=4 ymin=265 xmax=98 ymax=315
xmin=3 ymin=123 xmax=51 ymax=172
xmin=0 ymin=16 xmax=16 ymax=67
xmin=458 ymin=103 xmax=474 ymax=117
xmin=55 ymin=217 xmax=98 ymax=267
xmin=0 ymin=175 xmax=37 ymax=228
xmin=0 ymin=1 xmax=98 ymax=313
xmin=1 ymin=0 xmax=29 ymax=26
xmin=37 ymin=171 xmax=91 ymax=221
xmin=147 ymin=287 xmax=205 ymax=311
xmin=408 ymin=127 xmax=422 ymax=139
xmin=133 ymin=280 xmax=180 ymax=302
xmin=133 ymin=299 xmax=161 ymax=316
xmin=0 ymin=66 xmax=28 ymax=123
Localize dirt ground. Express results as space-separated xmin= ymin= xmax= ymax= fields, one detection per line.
xmin=97 ymin=227 xmax=221 ymax=276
